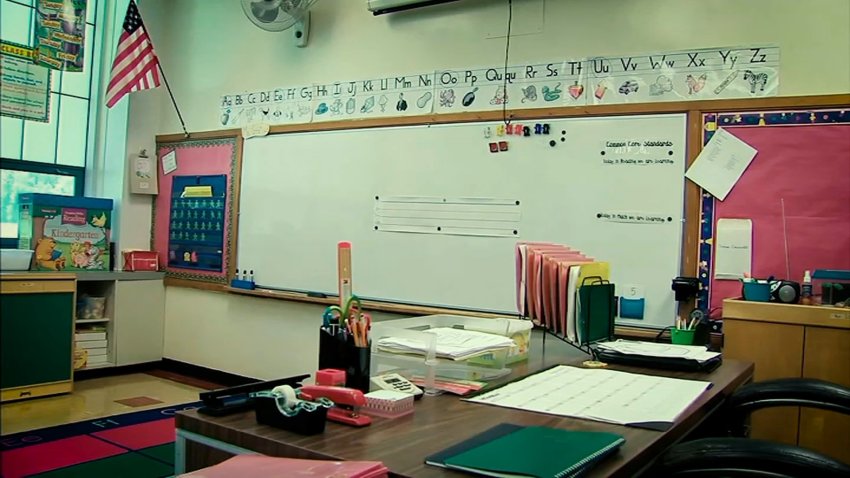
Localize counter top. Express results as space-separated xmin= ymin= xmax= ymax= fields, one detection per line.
xmin=0 ymin=271 xmax=165 ymax=281
xmin=723 ymin=298 xmax=850 ymax=328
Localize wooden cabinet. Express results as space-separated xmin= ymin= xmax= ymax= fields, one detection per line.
xmin=1 ymin=273 xmax=76 ymax=402
xmin=723 ymin=299 xmax=850 ymax=463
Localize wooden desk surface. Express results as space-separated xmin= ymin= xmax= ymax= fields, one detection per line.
xmin=177 ymin=333 xmax=753 ymax=477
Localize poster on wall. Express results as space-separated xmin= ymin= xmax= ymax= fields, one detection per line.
xmin=34 ymin=0 xmax=87 ymax=72
xmin=586 ymin=45 xmax=779 ymax=105
xmin=219 ymin=85 xmax=313 ymax=127
xmin=1 ymin=42 xmax=52 ymax=122
xmin=433 ymin=60 xmax=585 ymax=114
xmin=311 ymin=72 xmax=436 ymax=122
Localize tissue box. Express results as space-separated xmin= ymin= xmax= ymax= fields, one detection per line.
xmin=123 ymin=250 xmax=159 ymax=271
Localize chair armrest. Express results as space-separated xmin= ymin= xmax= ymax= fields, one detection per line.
xmin=651 ymin=437 xmax=850 ymax=478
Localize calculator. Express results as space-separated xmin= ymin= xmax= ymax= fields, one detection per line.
xmin=370 ymin=373 xmax=423 ymax=398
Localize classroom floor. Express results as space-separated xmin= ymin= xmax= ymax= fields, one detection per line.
xmin=0 ymin=373 xmax=206 ymax=435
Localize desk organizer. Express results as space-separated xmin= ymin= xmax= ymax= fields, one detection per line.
xmin=251 ymin=389 xmax=333 ymax=435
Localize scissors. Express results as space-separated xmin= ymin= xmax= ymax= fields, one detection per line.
xmin=322 ymin=307 xmax=344 ymax=332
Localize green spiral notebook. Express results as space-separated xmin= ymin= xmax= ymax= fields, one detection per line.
xmin=442 ymin=425 xmax=625 ymax=478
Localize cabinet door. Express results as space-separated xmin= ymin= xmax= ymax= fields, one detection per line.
xmin=800 ymin=327 xmax=850 ymax=463
xmin=114 ymin=280 xmax=165 ymax=365
xmin=1 ymin=292 xmax=74 ymax=389
xmin=723 ymin=319 xmax=804 ymax=445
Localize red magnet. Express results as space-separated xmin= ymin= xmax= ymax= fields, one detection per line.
xmin=499 ymin=141 xmax=509 ymax=151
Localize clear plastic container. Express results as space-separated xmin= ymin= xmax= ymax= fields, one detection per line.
xmin=370 ymin=315 xmax=533 ymax=385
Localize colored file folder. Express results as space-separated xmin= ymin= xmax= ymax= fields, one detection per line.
xmin=427 ymin=424 xmax=625 ymax=478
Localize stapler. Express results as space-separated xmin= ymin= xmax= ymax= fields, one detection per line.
xmin=299 ymin=385 xmax=371 ymax=427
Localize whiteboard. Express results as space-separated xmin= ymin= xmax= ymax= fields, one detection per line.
xmin=238 ymin=114 xmax=687 ymax=327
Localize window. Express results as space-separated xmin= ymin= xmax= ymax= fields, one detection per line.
xmin=0 ymin=0 xmax=103 ymax=247
xmin=0 ymin=159 xmax=84 ymax=247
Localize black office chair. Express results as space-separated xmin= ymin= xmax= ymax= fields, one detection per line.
xmin=649 ymin=378 xmax=850 ymax=478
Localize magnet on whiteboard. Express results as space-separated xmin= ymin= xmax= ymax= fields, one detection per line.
xmin=489 ymin=142 xmax=499 ymax=153
xmin=499 ymin=141 xmax=508 ymax=152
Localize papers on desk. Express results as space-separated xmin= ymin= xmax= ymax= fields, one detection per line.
xmin=376 ymin=327 xmax=514 ymax=361
xmin=596 ymin=340 xmax=721 ymax=363
xmin=465 ymin=365 xmax=711 ymax=428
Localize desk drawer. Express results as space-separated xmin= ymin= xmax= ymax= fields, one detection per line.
xmin=1 ymin=281 xmax=44 ymax=293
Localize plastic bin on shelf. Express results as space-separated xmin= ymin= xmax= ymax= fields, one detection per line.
xmin=369 ymin=315 xmax=533 ymax=384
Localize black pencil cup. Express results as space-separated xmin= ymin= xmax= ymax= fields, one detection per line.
xmin=345 ymin=340 xmax=371 ymax=394
xmin=254 ymin=396 xmax=328 ymax=435
xmin=318 ymin=327 xmax=348 ymax=370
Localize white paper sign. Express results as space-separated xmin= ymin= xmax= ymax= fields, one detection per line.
xmin=433 ymin=60 xmax=584 ymax=114
xmin=714 ymin=218 xmax=752 ymax=280
xmin=587 ymin=45 xmax=779 ymax=105
xmin=161 ymin=150 xmax=177 ymax=175
xmin=312 ymin=73 xmax=435 ymax=122
xmin=685 ymin=128 xmax=757 ymax=200
xmin=220 ymin=86 xmax=313 ymax=127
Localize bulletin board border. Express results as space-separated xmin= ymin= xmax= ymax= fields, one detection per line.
xmin=696 ymin=108 xmax=850 ymax=312
xmin=152 ymin=133 xmax=244 ymax=284
xmin=156 ymin=94 xmax=849 ymax=325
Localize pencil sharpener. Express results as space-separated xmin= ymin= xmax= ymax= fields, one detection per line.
xmin=671 ymin=276 xmax=700 ymax=301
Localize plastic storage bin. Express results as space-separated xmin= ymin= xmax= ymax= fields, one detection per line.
xmin=0 ymin=249 xmax=33 ymax=271
xmin=370 ymin=315 xmax=532 ymax=383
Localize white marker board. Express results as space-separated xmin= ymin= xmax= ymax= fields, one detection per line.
xmin=238 ymin=114 xmax=687 ymax=327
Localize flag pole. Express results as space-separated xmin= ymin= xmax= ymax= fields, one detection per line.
xmin=157 ymin=63 xmax=189 ymax=138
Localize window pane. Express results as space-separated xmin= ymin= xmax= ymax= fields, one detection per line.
xmin=1 ymin=116 xmax=23 ymax=159
xmin=57 ymin=95 xmax=87 ymax=167
xmin=21 ymin=93 xmax=59 ymax=163
xmin=0 ymin=168 xmax=75 ymax=239
xmin=0 ymin=1 xmax=32 ymax=45
xmin=60 ymin=23 xmax=93 ymax=98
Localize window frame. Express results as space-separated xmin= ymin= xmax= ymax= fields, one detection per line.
xmin=0 ymin=158 xmax=85 ymax=248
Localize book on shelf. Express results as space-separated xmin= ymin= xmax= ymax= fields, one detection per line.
xmin=75 ymin=332 xmax=107 ymax=341
xmin=76 ymin=340 xmax=107 ymax=349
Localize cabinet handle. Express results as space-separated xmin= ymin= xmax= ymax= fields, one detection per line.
xmin=19 ymin=391 xmax=32 ymax=397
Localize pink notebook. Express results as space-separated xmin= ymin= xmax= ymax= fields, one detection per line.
xmin=178 ymin=455 xmax=389 ymax=478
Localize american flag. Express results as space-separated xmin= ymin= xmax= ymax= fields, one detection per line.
xmin=105 ymin=0 xmax=160 ymax=108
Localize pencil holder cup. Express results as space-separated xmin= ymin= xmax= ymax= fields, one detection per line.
xmin=345 ymin=340 xmax=371 ymax=394
xmin=742 ymin=281 xmax=771 ymax=302
xmin=671 ymin=328 xmax=696 ymax=345
xmin=318 ymin=326 xmax=348 ymax=371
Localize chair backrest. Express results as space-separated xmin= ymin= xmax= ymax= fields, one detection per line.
xmin=651 ymin=437 xmax=850 ymax=478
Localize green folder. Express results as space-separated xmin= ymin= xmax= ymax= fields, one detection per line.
xmin=443 ymin=426 xmax=625 ymax=478
xmin=577 ymin=282 xmax=615 ymax=345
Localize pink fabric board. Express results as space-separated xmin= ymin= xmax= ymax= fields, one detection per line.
xmin=153 ymin=140 xmax=237 ymax=282
xmin=709 ymin=124 xmax=850 ymax=311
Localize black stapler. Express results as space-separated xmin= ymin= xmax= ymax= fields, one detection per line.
xmin=198 ymin=374 xmax=310 ymax=416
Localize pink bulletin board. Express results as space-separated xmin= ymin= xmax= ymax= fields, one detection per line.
xmin=697 ymin=109 xmax=850 ymax=313
xmin=152 ymin=135 xmax=242 ymax=284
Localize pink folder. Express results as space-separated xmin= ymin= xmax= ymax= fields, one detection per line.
xmin=178 ymin=455 xmax=389 ymax=478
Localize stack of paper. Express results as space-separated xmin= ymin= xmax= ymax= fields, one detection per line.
xmin=376 ymin=327 xmax=514 ymax=361
xmin=596 ymin=340 xmax=720 ymax=363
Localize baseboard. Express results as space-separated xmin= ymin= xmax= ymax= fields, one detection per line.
xmin=159 ymin=358 xmax=260 ymax=387
xmin=74 ymin=361 xmax=161 ymax=381
xmin=73 ymin=359 xmax=259 ymax=388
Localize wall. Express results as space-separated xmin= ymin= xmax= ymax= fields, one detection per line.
xmin=123 ymin=0 xmax=850 ymax=378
